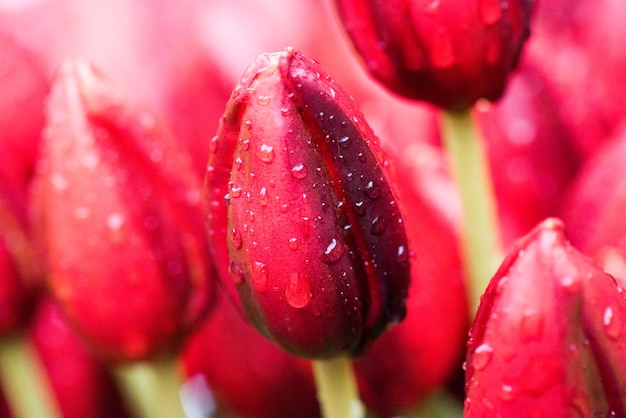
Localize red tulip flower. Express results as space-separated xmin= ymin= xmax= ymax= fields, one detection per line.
xmin=35 ymin=60 xmax=214 ymax=362
xmin=206 ymin=47 xmax=411 ymax=358
xmin=465 ymin=218 xmax=626 ymax=417
xmin=334 ymin=0 xmax=536 ymax=109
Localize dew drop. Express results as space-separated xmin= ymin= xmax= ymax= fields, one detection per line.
xmin=520 ymin=309 xmax=543 ymax=342
xmin=354 ymin=201 xmax=366 ymax=217
xmin=244 ymin=120 xmax=252 ymax=130
xmin=229 ymin=261 xmax=245 ymax=284
xmin=472 ymin=343 xmax=494 ymax=371
xmin=365 ymin=180 xmax=381 ymax=199
xmin=371 ymin=216 xmax=387 ymax=235
xmin=256 ymin=95 xmax=271 ymax=105
xmin=209 ymin=136 xmax=218 ymax=154
xmin=258 ymin=187 xmax=268 ymax=207
xmin=234 ymin=157 xmax=243 ymax=171
xmin=285 ymin=272 xmax=312 ymax=308
xmin=357 ymin=152 xmax=366 ymax=163
xmin=320 ymin=238 xmax=343 ymax=264
xmin=280 ymin=203 xmax=289 ymax=213
xmin=230 ymin=185 xmax=242 ymax=198
xmin=252 ymin=261 xmax=268 ymax=292
xmin=288 ymin=237 xmax=298 ymax=250
xmin=241 ymin=139 xmax=251 ymax=151
xmin=230 ymin=229 xmax=243 ymax=249
xmin=301 ymin=217 xmax=311 ymax=238
xmin=338 ymin=136 xmax=351 ymax=148
xmin=291 ymin=163 xmax=308 ymax=179
xmin=257 ymin=144 xmax=275 ymax=163
xmin=498 ymin=384 xmax=515 ymax=401
xmin=280 ymin=107 xmax=291 ymax=116
xmin=397 ymin=245 xmax=408 ymax=262
xmin=603 ymin=306 xmax=621 ymax=340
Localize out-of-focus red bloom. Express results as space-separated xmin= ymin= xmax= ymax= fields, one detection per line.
xmin=205 ymin=47 xmax=411 ymax=358
xmin=182 ymin=291 xmax=319 ymax=418
xmin=334 ymin=0 xmax=536 ymax=109
xmin=354 ymin=142 xmax=468 ymax=416
xmin=476 ymin=62 xmax=580 ymax=246
xmin=0 ymin=35 xmax=49 ymax=335
xmin=35 ymin=60 xmax=214 ymax=362
xmin=465 ymin=218 xmax=626 ymax=417
xmin=29 ymin=297 xmax=130 ymax=418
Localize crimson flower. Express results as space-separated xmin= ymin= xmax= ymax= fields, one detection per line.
xmin=205 ymin=47 xmax=411 ymax=358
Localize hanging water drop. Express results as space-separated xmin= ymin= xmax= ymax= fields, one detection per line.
xmin=285 ymin=272 xmax=312 ymax=308
xmin=320 ymin=238 xmax=343 ymax=264
xmin=252 ymin=261 xmax=268 ymax=292
xmin=229 ymin=261 xmax=245 ymax=284
xmin=365 ymin=180 xmax=381 ymax=199
xmin=257 ymin=144 xmax=275 ymax=163
xmin=230 ymin=228 xmax=243 ymax=249
xmin=603 ymin=306 xmax=621 ymax=340
xmin=472 ymin=343 xmax=494 ymax=371
xmin=291 ymin=163 xmax=308 ymax=179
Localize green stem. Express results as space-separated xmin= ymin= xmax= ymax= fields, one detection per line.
xmin=312 ymin=357 xmax=365 ymax=418
xmin=405 ymin=390 xmax=464 ymax=418
xmin=0 ymin=334 xmax=61 ymax=418
xmin=114 ymin=358 xmax=187 ymax=418
xmin=441 ymin=109 xmax=503 ymax=314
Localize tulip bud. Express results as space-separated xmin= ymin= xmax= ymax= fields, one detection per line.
xmin=465 ymin=218 xmax=626 ymax=416
xmin=206 ymin=48 xmax=411 ymax=358
xmin=334 ymin=0 xmax=535 ymax=109
xmin=36 ymin=60 xmax=213 ymax=362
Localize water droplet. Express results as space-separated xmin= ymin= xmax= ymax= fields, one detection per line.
xmin=472 ymin=343 xmax=494 ymax=371
xmin=280 ymin=107 xmax=291 ymax=116
xmin=247 ymin=210 xmax=255 ymax=222
xmin=256 ymin=95 xmax=271 ymax=105
xmin=230 ymin=229 xmax=243 ymax=249
xmin=280 ymin=203 xmax=289 ymax=213
xmin=258 ymin=187 xmax=268 ymax=207
xmin=397 ymin=245 xmax=408 ymax=262
xmin=257 ymin=144 xmax=275 ymax=163
xmin=320 ymin=238 xmax=343 ymax=264
xmin=354 ymin=201 xmax=366 ymax=217
xmin=241 ymin=139 xmax=251 ymax=151
xmin=371 ymin=216 xmax=387 ymax=235
xmin=498 ymin=384 xmax=515 ymax=401
xmin=252 ymin=261 xmax=268 ymax=292
xmin=365 ymin=180 xmax=381 ymax=199
xmin=559 ymin=275 xmax=580 ymax=293
xmin=288 ymin=237 xmax=298 ymax=250
xmin=338 ymin=136 xmax=351 ymax=148
xmin=234 ymin=157 xmax=243 ymax=171
xmin=301 ymin=217 xmax=311 ymax=237
xmin=285 ymin=272 xmax=312 ymax=308
xmin=229 ymin=261 xmax=245 ymax=283
xmin=358 ymin=152 xmax=366 ymax=163
xmin=431 ymin=28 xmax=455 ymax=68
xmin=604 ymin=306 xmax=621 ymax=340
xmin=230 ymin=185 xmax=242 ymax=198
xmin=346 ymin=172 xmax=354 ymax=182
xmin=244 ymin=120 xmax=253 ymax=130
xmin=291 ymin=163 xmax=308 ymax=179
xmin=479 ymin=0 xmax=503 ymax=25
xmin=520 ymin=309 xmax=543 ymax=342
xmin=209 ymin=136 xmax=218 ymax=154
xmin=223 ymin=193 xmax=231 ymax=206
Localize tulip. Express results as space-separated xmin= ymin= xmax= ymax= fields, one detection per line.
xmin=465 ymin=218 xmax=626 ymax=416
xmin=182 ymin=291 xmax=320 ymax=418
xmin=205 ymin=47 xmax=411 ymax=359
xmin=334 ymin=0 xmax=536 ymax=110
xmin=35 ymin=60 xmax=213 ymax=362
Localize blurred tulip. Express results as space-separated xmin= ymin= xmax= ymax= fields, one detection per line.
xmin=465 ymin=218 xmax=626 ymax=416
xmin=182 ymin=291 xmax=319 ymax=418
xmin=334 ymin=0 xmax=536 ymax=109
xmin=355 ymin=141 xmax=468 ymax=416
xmin=205 ymin=47 xmax=411 ymax=358
xmin=475 ymin=62 xmax=580 ymax=246
xmin=29 ymin=297 xmax=130 ymax=418
xmin=35 ymin=60 xmax=214 ymax=362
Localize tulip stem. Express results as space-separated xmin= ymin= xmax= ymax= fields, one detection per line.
xmin=114 ymin=358 xmax=187 ymax=418
xmin=312 ymin=357 xmax=365 ymax=418
xmin=0 ymin=334 xmax=61 ymax=418
xmin=441 ymin=108 xmax=503 ymax=314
